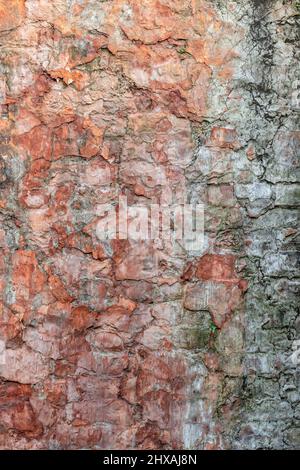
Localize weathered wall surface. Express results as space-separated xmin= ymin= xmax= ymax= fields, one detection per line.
xmin=0 ymin=0 xmax=299 ymax=449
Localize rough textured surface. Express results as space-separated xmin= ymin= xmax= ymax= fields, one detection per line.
xmin=0 ymin=0 xmax=299 ymax=449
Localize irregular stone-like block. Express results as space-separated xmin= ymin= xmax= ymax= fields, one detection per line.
xmin=0 ymin=0 xmax=25 ymax=32
xmin=0 ymin=347 xmax=49 ymax=384
xmin=196 ymin=254 xmax=239 ymax=283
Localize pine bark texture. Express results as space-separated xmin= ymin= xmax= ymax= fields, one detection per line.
xmin=0 ymin=0 xmax=299 ymax=449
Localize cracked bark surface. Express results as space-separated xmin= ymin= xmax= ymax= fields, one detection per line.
xmin=0 ymin=0 xmax=299 ymax=449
